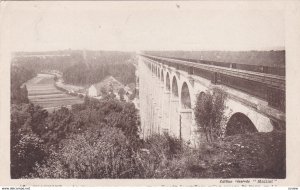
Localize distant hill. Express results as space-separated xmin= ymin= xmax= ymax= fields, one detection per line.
xmin=12 ymin=50 xmax=136 ymax=87
xmin=146 ymin=50 xmax=285 ymax=68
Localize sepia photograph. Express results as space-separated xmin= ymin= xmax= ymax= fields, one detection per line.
xmin=1 ymin=0 xmax=300 ymax=187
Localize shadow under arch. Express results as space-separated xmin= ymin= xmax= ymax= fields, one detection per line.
xmin=179 ymin=81 xmax=192 ymax=142
xmin=225 ymin=112 xmax=258 ymax=136
xmin=158 ymin=67 xmax=161 ymax=79
xmin=166 ymin=72 xmax=170 ymax=91
xmin=181 ymin=82 xmax=191 ymax=109
xmin=172 ymin=76 xmax=179 ymax=97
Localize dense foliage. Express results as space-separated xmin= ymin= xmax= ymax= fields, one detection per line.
xmin=12 ymin=50 xmax=136 ymax=86
xmin=194 ymin=88 xmax=227 ymax=143
xmin=11 ymin=66 xmax=36 ymax=104
xmin=12 ymin=51 xmax=84 ymax=73
xmin=11 ymin=104 xmax=48 ymax=178
xmin=63 ymin=62 xmax=135 ymax=86
xmin=33 ymin=127 xmax=140 ymax=178
xmin=11 ymin=95 xmax=141 ymax=178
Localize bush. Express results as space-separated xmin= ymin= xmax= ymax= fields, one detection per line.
xmin=134 ymin=133 xmax=188 ymax=178
xmin=11 ymin=133 xmax=47 ymax=178
xmin=32 ymin=127 xmax=140 ymax=178
xmin=194 ymin=87 xmax=227 ymax=143
xmin=11 ymin=104 xmax=48 ymax=178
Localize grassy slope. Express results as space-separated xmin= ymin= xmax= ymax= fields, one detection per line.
xmin=185 ymin=131 xmax=286 ymax=178
xmin=141 ymin=131 xmax=285 ymax=178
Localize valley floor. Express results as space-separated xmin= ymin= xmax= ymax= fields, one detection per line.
xmin=25 ymin=74 xmax=84 ymax=112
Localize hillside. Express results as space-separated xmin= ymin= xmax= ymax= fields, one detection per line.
xmin=12 ymin=50 xmax=136 ymax=87
xmin=92 ymin=76 xmax=125 ymax=93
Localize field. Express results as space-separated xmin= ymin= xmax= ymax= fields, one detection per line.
xmin=26 ymin=74 xmax=84 ymax=112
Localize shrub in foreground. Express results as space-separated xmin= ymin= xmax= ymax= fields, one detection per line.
xmin=32 ymin=127 xmax=139 ymax=178
xmin=137 ymin=131 xmax=285 ymax=178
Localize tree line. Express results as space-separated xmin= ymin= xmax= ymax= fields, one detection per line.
xmin=12 ymin=50 xmax=136 ymax=86
xmin=62 ymin=62 xmax=135 ymax=86
xmin=11 ymin=65 xmax=36 ymax=104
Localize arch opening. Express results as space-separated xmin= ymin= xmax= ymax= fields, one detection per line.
xmin=172 ymin=77 xmax=179 ymax=97
xmin=225 ymin=112 xmax=258 ymax=136
xmin=181 ymin=82 xmax=191 ymax=109
xmin=161 ymin=70 xmax=164 ymax=82
xmin=166 ymin=73 xmax=170 ymax=91
xmin=158 ymin=68 xmax=161 ymax=79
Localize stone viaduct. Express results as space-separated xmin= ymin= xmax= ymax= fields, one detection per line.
xmin=136 ymin=53 xmax=285 ymax=146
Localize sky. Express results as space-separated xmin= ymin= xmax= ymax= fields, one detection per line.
xmin=0 ymin=1 xmax=285 ymax=52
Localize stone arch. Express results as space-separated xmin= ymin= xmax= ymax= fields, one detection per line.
xmin=170 ymin=75 xmax=180 ymax=137
xmin=166 ymin=72 xmax=171 ymax=91
xmin=172 ymin=76 xmax=179 ymax=97
xmin=179 ymin=81 xmax=193 ymax=142
xmin=224 ymin=99 xmax=273 ymax=133
xmin=151 ymin=64 xmax=153 ymax=73
xmin=181 ymin=82 xmax=191 ymax=109
xmin=225 ymin=112 xmax=258 ymax=136
xmin=158 ymin=67 xmax=161 ymax=79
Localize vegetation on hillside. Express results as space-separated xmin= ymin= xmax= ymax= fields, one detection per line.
xmin=11 ymin=96 xmax=141 ymax=178
xmin=12 ymin=50 xmax=136 ymax=86
xmin=11 ymin=66 xmax=36 ymax=104
xmin=11 ymin=84 xmax=285 ymax=179
xmin=62 ymin=60 xmax=135 ymax=86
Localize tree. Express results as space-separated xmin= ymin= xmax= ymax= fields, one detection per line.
xmin=194 ymin=87 xmax=227 ymax=143
xmin=118 ymin=88 xmax=126 ymax=101
xmin=54 ymin=75 xmax=58 ymax=81
xmin=32 ymin=127 xmax=140 ymax=178
xmin=100 ymin=87 xmax=108 ymax=96
xmin=10 ymin=104 xmax=48 ymax=178
xmin=11 ymin=66 xmax=36 ymax=104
